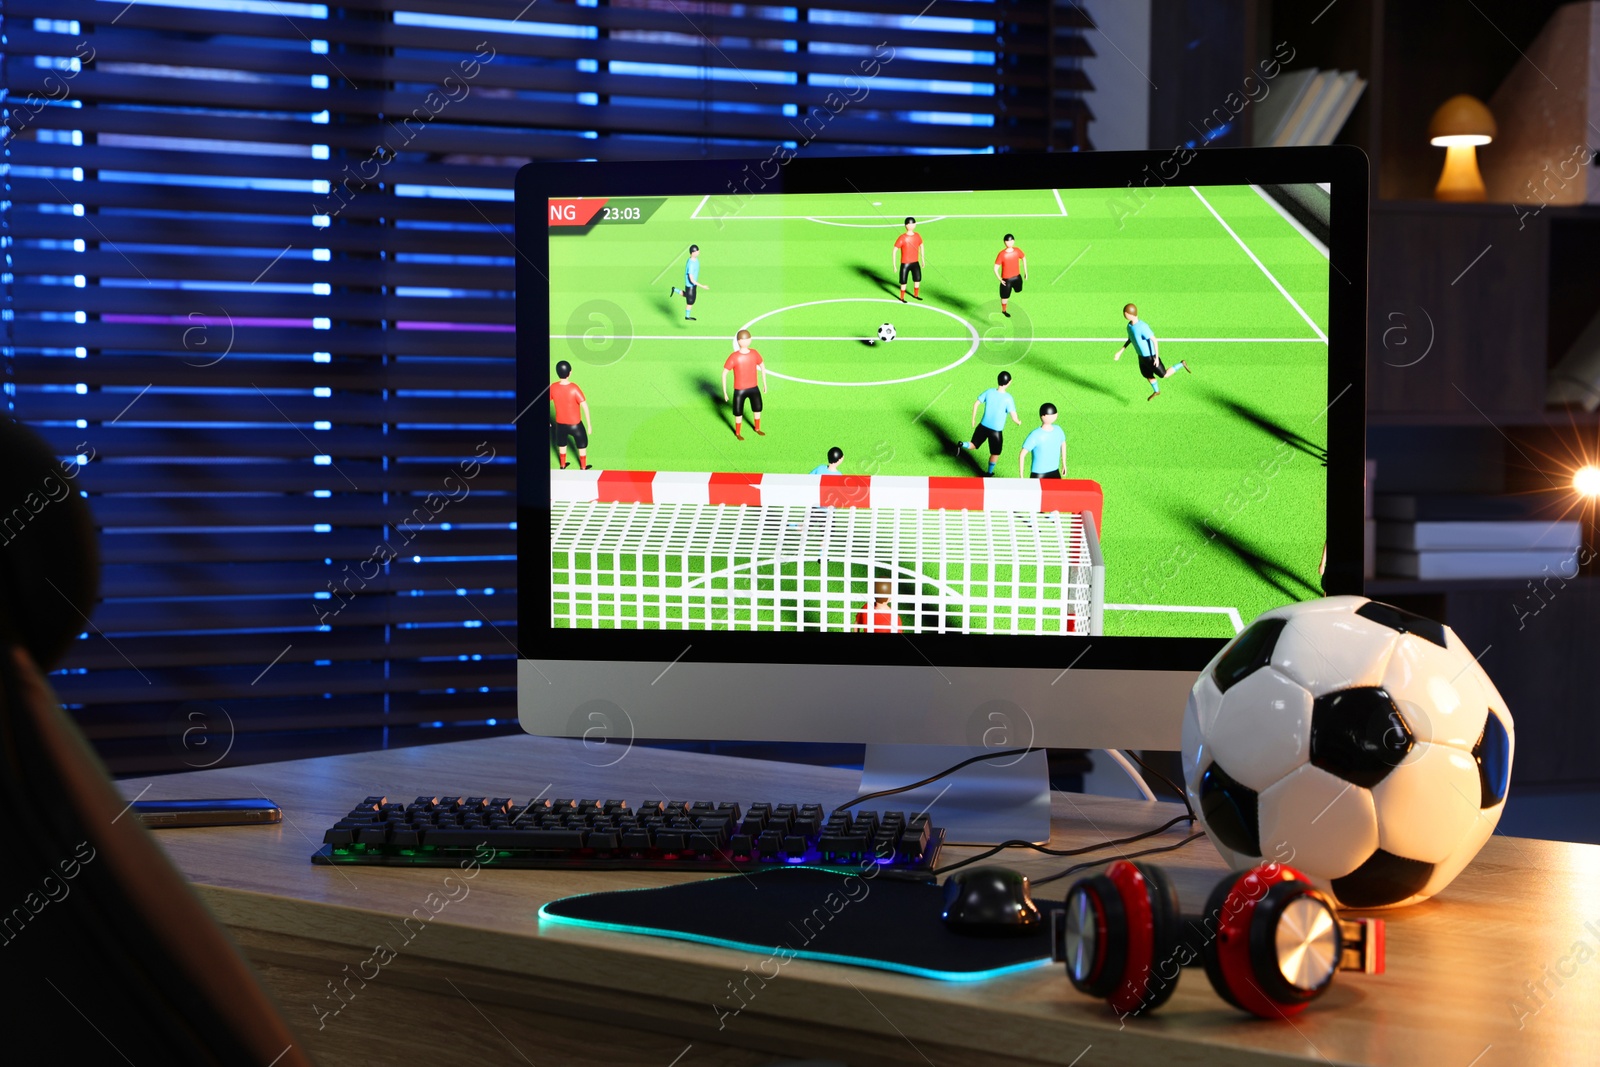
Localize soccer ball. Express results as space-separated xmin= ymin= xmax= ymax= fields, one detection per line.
xmin=877 ymin=323 xmax=896 ymax=343
xmin=1181 ymin=595 xmax=1514 ymax=909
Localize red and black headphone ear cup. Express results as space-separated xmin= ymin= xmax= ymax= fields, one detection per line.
xmin=1247 ymin=881 xmax=1342 ymax=1008
xmin=1062 ymin=874 xmax=1124 ymax=998
xmin=1099 ymin=861 xmax=1184 ymax=1017
xmin=1130 ymin=862 xmax=1184 ymax=1013
xmin=1199 ymin=863 xmax=1337 ymax=1019
xmin=1198 ymin=872 xmax=1249 ymax=1012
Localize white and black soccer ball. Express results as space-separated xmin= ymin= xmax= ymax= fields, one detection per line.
xmin=1182 ymin=595 xmax=1514 ymax=909
xmin=877 ymin=322 xmax=896 ymax=343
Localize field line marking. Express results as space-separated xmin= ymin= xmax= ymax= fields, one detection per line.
xmin=552 ymin=334 xmax=967 ymax=342
xmin=690 ymin=194 xmax=709 ymax=220
xmin=740 ymin=297 xmax=979 ymax=386
xmin=1189 ymin=186 xmax=1328 ymax=344
xmin=806 ymin=215 xmax=945 ymax=229
xmin=1053 ymin=188 xmax=1067 ymax=215
xmin=549 ymin=334 xmax=1329 ymax=343
xmin=1023 ymin=336 xmax=1321 ymax=343
xmin=713 ymin=212 xmax=1072 ymax=221
xmin=1105 ymin=603 xmax=1245 ymax=634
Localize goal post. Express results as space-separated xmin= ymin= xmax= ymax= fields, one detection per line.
xmin=550 ymin=471 xmax=1104 ymax=636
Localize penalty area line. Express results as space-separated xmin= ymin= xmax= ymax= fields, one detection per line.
xmin=1189 ymin=185 xmax=1328 ymax=344
xmin=1105 ymin=603 xmax=1245 ymax=634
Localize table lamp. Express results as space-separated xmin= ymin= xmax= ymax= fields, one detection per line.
xmin=1576 ymin=465 xmax=1600 ymax=498
xmin=1428 ymin=94 xmax=1496 ymax=201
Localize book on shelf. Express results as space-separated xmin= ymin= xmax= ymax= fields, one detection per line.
xmin=1254 ymin=68 xmax=1320 ymax=148
xmin=1377 ymin=549 xmax=1581 ymax=581
xmin=1298 ymin=71 xmax=1356 ymax=146
xmin=1377 ymin=520 xmax=1582 ymax=552
xmin=1307 ymin=71 xmax=1366 ymax=145
xmin=1363 ymin=460 xmax=1376 ymax=580
xmin=1374 ymin=494 xmax=1556 ymax=522
xmin=1253 ymin=68 xmax=1367 ymax=147
xmin=1271 ymin=70 xmax=1332 ymax=147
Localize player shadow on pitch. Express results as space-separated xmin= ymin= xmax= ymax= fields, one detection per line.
xmin=941 ymin=291 xmax=981 ymax=317
xmin=1178 ymin=509 xmax=1324 ymax=603
xmin=695 ymin=376 xmax=733 ymax=432
xmin=1033 ymin=362 xmax=1131 ymax=407
xmin=906 ymin=407 xmax=988 ymax=475
xmin=850 ymin=262 xmax=900 ymax=299
xmin=846 ymin=261 xmax=980 ymax=316
xmin=1204 ymin=390 xmax=1328 ymax=466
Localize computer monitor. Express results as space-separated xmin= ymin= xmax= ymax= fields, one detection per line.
xmin=515 ymin=147 xmax=1366 ymax=841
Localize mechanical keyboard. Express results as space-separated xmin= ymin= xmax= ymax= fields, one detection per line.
xmin=312 ymin=795 xmax=945 ymax=872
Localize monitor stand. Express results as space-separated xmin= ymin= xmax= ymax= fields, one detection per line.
xmin=858 ymin=744 xmax=1051 ymax=846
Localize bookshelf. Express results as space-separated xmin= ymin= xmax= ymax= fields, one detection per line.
xmin=1149 ymin=0 xmax=1599 ymax=785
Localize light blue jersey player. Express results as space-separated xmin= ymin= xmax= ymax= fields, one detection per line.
xmin=959 ymin=371 xmax=1021 ymax=475
xmin=669 ymin=244 xmax=708 ymax=321
xmin=810 ymin=446 xmax=844 ymax=475
xmin=795 ymin=446 xmax=846 ymax=532
xmin=1020 ymin=403 xmax=1067 ymax=479
xmin=1114 ymin=302 xmax=1189 ymax=399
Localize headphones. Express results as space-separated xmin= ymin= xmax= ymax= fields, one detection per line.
xmin=1051 ymin=859 xmax=1384 ymax=1020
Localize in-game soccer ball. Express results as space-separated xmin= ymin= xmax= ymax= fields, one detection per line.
xmin=1181 ymin=595 xmax=1514 ymax=909
xmin=877 ymin=323 xmax=896 ymax=343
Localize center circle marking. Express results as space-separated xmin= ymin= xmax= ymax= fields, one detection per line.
xmin=737 ymin=298 xmax=980 ymax=387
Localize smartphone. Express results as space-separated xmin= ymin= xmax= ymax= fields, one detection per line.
xmin=131 ymin=798 xmax=282 ymax=828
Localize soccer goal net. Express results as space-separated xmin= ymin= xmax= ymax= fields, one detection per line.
xmin=550 ymin=471 xmax=1104 ymax=636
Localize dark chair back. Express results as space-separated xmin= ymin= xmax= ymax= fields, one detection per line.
xmin=0 ymin=418 xmax=311 ymax=1064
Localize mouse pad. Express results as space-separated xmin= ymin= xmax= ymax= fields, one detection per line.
xmin=539 ymin=867 xmax=1062 ymax=981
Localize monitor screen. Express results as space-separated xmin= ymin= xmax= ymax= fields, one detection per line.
xmin=515 ymin=150 xmax=1365 ymax=747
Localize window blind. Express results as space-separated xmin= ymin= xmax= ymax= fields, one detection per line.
xmin=1 ymin=0 xmax=1094 ymax=774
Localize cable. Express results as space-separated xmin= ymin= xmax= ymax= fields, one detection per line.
xmin=1102 ymin=749 xmax=1157 ymax=802
xmin=1031 ymin=831 xmax=1207 ymax=887
xmin=930 ymin=813 xmax=1194 ymax=878
xmin=835 ymin=745 xmax=1202 ymax=885
xmin=1125 ymin=749 xmax=1196 ymax=820
xmin=836 ymin=746 xmax=1195 ymax=820
xmin=831 ymin=747 xmax=1040 ymax=814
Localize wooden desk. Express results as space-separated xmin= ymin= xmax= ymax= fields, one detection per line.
xmin=121 ymin=736 xmax=1600 ymax=1067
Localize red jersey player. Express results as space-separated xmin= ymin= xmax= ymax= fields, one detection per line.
xmin=892 ymin=216 xmax=924 ymax=302
xmin=855 ymin=581 xmax=903 ymax=633
xmin=721 ymin=328 xmax=768 ymax=440
xmin=993 ymin=233 xmax=1027 ymax=318
xmin=549 ymin=360 xmax=592 ymax=469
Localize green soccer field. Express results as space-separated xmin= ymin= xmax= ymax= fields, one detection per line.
xmin=547 ymin=183 xmax=1332 ymax=638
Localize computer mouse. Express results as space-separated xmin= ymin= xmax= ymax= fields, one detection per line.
xmin=940 ymin=866 xmax=1043 ymax=935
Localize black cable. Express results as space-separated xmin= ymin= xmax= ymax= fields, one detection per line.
xmin=1030 ymin=831 xmax=1207 ymax=887
xmin=835 ymin=747 xmax=1195 ymax=821
xmin=831 ymin=747 xmax=1040 ymax=814
xmin=834 ymin=746 xmax=1201 ymax=886
xmin=930 ymin=813 xmax=1194 ymax=878
xmin=1124 ymin=749 xmax=1195 ymax=820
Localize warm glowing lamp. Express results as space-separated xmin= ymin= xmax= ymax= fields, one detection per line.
xmin=1429 ymin=95 xmax=1496 ymax=201
xmin=1574 ymin=465 xmax=1600 ymax=498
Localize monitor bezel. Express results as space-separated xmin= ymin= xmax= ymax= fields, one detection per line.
xmin=516 ymin=146 xmax=1367 ymax=673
